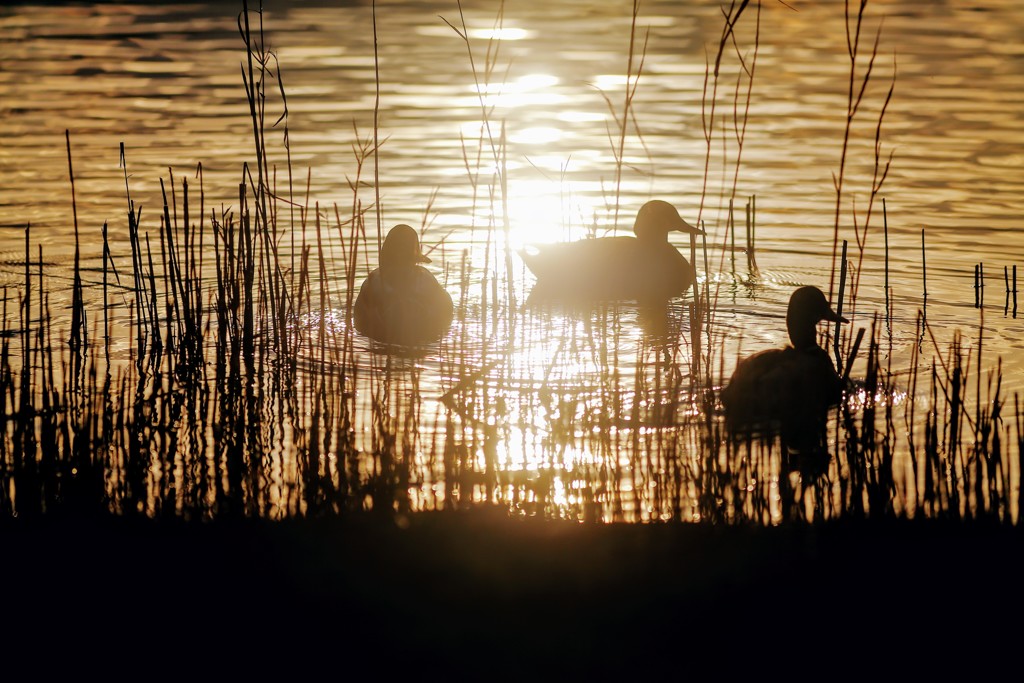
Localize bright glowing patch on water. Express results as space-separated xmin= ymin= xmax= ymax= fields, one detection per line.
xmin=516 ymin=73 xmax=560 ymax=89
xmin=415 ymin=26 xmax=532 ymax=40
xmin=504 ymin=183 xmax=604 ymax=249
xmin=472 ymin=73 xmax=565 ymax=109
xmin=475 ymin=73 xmax=559 ymax=94
xmin=458 ymin=120 xmax=502 ymax=143
xmin=846 ymin=386 xmax=908 ymax=410
xmin=509 ymin=126 xmax=563 ymax=145
xmin=468 ymin=27 xmax=531 ymax=41
xmin=591 ymin=74 xmax=642 ymax=90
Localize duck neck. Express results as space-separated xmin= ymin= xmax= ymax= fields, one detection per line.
xmin=381 ymin=263 xmax=417 ymax=281
xmin=788 ymin=312 xmax=821 ymax=351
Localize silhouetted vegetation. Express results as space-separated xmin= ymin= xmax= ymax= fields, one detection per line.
xmin=0 ymin=0 xmax=1018 ymax=531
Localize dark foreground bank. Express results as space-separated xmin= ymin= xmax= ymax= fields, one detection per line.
xmin=3 ymin=510 xmax=1022 ymax=677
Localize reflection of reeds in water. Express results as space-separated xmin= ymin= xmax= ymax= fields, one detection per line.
xmin=0 ymin=0 xmax=1019 ymax=527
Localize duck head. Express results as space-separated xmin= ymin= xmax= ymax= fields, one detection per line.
xmin=633 ymin=200 xmax=705 ymax=243
xmin=380 ymin=224 xmax=430 ymax=270
xmin=787 ymin=285 xmax=848 ymax=350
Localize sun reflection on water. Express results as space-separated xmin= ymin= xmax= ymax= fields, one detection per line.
xmin=472 ymin=73 xmax=564 ymax=109
xmin=414 ymin=25 xmax=532 ymax=41
xmin=505 ymin=183 xmax=605 ymax=249
xmin=508 ymin=126 xmax=563 ymax=146
xmin=470 ymin=27 xmax=531 ymax=40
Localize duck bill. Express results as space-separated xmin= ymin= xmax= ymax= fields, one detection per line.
xmin=673 ymin=219 xmax=705 ymax=236
xmin=418 ymin=253 xmax=432 ymax=264
xmin=827 ymin=310 xmax=849 ymax=324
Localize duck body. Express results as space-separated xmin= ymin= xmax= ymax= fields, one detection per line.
xmin=520 ymin=200 xmax=705 ymax=303
xmin=353 ymin=224 xmax=454 ymax=347
xmin=720 ymin=286 xmax=848 ymax=449
xmin=720 ymin=344 xmax=845 ymax=435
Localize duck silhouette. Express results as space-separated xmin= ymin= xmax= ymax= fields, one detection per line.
xmin=353 ymin=224 xmax=454 ymax=347
xmin=720 ymin=285 xmax=848 ymax=455
xmin=520 ymin=200 xmax=705 ymax=304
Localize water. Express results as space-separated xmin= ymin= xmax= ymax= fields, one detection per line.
xmin=1 ymin=0 xmax=1022 ymax=520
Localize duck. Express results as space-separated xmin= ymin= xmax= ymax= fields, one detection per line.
xmin=353 ymin=224 xmax=454 ymax=347
xmin=520 ymin=200 xmax=705 ymax=304
xmin=720 ymin=285 xmax=849 ymax=452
